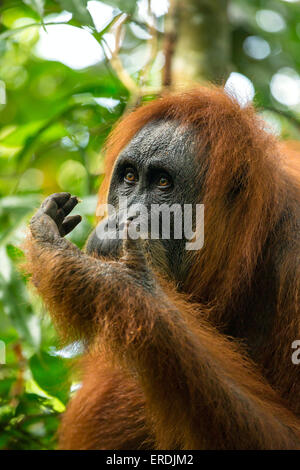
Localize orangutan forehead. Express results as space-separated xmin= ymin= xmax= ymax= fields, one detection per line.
xmin=132 ymin=119 xmax=197 ymax=149
xmin=118 ymin=120 xmax=198 ymax=168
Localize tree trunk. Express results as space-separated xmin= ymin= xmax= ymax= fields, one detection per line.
xmin=163 ymin=0 xmax=231 ymax=88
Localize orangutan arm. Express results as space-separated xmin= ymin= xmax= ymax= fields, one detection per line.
xmin=24 ymin=193 xmax=300 ymax=450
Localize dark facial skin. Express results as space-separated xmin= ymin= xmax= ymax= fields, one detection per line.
xmin=86 ymin=120 xmax=200 ymax=283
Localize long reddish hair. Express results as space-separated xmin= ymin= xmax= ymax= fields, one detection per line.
xmin=98 ymin=86 xmax=300 ymax=316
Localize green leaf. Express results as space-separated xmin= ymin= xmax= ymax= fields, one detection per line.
xmin=16 ymin=393 xmax=56 ymax=416
xmin=57 ymin=0 xmax=94 ymax=27
xmin=0 ymin=432 xmax=11 ymax=449
xmin=29 ymin=352 xmax=70 ymax=404
xmin=0 ymin=121 xmax=44 ymax=147
xmin=0 ymin=378 xmax=14 ymax=397
xmin=102 ymin=0 xmax=137 ymax=15
xmin=0 ymin=22 xmax=39 ymax=41
xmin=0 ymin=195 xmax=41 ymax=247
xmin=14 ymin=97 xmax=121 ymax=168
xmin=6 ymin=244 xmax=25 ymax=262
xmin=92 ymin=12 xmax=123 ymax=41
xmin=23 ymin=0 xmax=44 ymax=18
xmin=0 ymin=403 xmax=15 ymax=424
xmin=25 ymin=380 xmax=66 ymax=412
xmin=0 ymin=257 xmax=41 ymax=349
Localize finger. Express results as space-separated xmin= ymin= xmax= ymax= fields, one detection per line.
xmin=52 ymin=192 xmax=71 ymax=207
xmin=42 ymin=192 xmax=71 ymax=210
xmin=62 ymin=196 xmax=80 ymax=216
xmin=55 ymin=208 xmax=65 ymax=225
xmin=43 ymin=199 xmax=58 ymax=219
xmin=121 ymin=221 xmax=148 ymax=272
xmin=62 ymin=215 xmax=82 ymax=235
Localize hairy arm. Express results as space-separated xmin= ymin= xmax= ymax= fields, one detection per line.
xmin=25 ymin=193 xmax=300 ymax=450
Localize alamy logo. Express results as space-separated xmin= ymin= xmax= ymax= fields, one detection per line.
xmin=96 ymin=197 xmax=204 ymax=251
xmin=0 ymin=341 xmax=5 ymax=365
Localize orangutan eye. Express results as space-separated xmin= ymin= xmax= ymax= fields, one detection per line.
xmin=157 ymin=174 xmax=171 ymax=189
xmin=124 ymin=168 xmax=137 ymax=184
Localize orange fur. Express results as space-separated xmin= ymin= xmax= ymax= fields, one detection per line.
xmin=24 ymin=87 xmax=300 ymax=449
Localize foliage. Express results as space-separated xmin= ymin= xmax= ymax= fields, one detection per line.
xmin=0 ymin=0 xmax=300 ymax=450
xmin=0 ymin=0 xmax=130 ymax=449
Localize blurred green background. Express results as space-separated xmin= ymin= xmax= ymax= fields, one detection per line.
xmin=0 ymin=0 xmax=300 ymax=450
